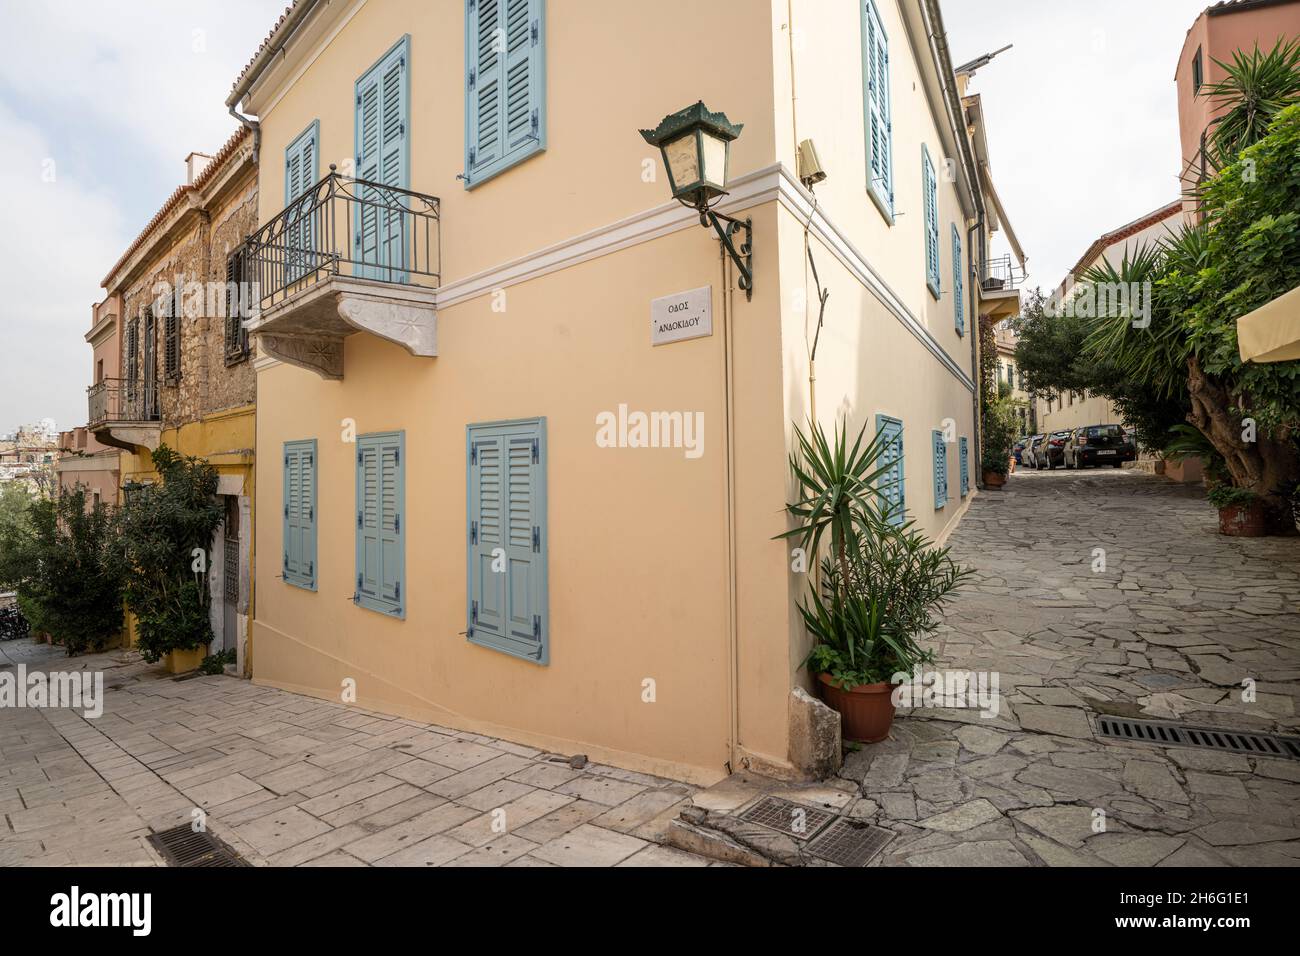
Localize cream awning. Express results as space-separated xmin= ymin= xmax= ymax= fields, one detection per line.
xmin=1238 ymin=284 xmax=1300 ymax=363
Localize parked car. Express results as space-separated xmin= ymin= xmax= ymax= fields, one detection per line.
xmin=1035 ymin=430 xmax=1072 ymax=469
xmin=1021 ymin=434 xmax=1046 ymax=469
xmin=1065 ymin=424 xmax=1136 ymax=468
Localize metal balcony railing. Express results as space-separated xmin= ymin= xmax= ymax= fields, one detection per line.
xmin=87 ymin=379 xmax=159 ymax=427
xmin=245 ymin=167 xmax=441 ymax=311
xmin=980 ymin=255 xmax=1026 ymax=293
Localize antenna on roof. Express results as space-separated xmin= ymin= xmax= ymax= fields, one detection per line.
xmin=954 ymin=44 xmax=1013 ymax=78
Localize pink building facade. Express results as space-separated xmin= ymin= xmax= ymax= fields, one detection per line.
xmin=55 ymin=295 xmax=122 ymax=506
xmin=1175 ymin=0 xmax=1300 ymax=214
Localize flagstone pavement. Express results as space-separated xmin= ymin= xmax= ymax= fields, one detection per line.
xmin=4 ymin=467 xmax=1299 ymax=867
xmin=836 ymin=467 xmax=1300 ymax=866
xmin=0 ymin=640 xmax=714 ymax=867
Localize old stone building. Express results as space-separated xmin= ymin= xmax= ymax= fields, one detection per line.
xmin=92 ymin=127 xmax=259 ymax=672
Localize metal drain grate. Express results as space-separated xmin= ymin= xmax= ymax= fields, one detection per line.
xmin=1097 ymin=716 xmax=1300 ymax=760
xmin=737 ymin=796 xmax=836 ymax=841
xmin=148 ymin=825 xmax=249 ymax=867
xmin=808 ymin=818 xmax=894 ymax=867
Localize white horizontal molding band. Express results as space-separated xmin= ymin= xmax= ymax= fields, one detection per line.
xmin=258 ymin=162 xmax=973 ymax=391
xmin=768 ymin=164 xmax=976 ymax=393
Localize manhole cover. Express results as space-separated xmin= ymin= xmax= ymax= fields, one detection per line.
xmin=1097 ymin=716 xmax=1300 ymax=760
xmin=148 ymin=825 xmax=249 ymax=867
xmin=808 ymin=818 xmax=894 ymax=866
xmin=737 ymin=796 xmax=835 ymax=841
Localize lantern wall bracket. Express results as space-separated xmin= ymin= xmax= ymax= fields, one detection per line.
xmin=702 ymin=208 xmax=753 ymax=300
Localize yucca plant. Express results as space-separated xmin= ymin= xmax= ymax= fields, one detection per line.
xmin=1201 ymin=38 xmax=1300 ymax=169
xmin=799 ymin=512 xmax=969 ymax=687
xmin=776 ymin=418 xmax=896 ymax=593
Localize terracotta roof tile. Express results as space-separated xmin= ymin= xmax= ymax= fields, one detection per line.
xmin=1066 ymin=200 xmax=1184 ymax=282
xmin=229 ymin=3 xmax=298 ymax=95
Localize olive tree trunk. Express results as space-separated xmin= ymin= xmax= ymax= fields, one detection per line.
xmin=1187 ymin=356 xmax=1299 ymax=534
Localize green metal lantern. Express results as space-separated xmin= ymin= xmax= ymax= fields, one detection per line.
xmin=639 ymin=101 xmax=754 ymax=299
xmin=640 ymin=101 xmax=744 ymax=208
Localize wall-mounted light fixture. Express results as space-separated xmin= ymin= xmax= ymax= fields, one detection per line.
xmin=640 ymin=101 xmax=753 ymax=299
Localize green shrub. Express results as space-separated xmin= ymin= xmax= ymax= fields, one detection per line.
xmin=116 ymin=447 xmax=223 ymax=663
xmin=1 ymin=486 xmax=124 ymax=654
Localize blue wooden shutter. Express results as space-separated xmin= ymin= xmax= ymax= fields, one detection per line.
xmin=923 ymin=146 xmax=940 ymax=298
xmin=467 ymin=417 xmax=548 ymax=663
xmin=355 ymin=38 xmax=409 ymax=278
xmin=285 ymin=121 xmax=319 ymax=282
xmin=951 ymin=223 xmax=964 ymax=334
xmin=932 ymin=430 xmax=948 ymax=508
xmin=284 ymin=439 xmax=317 ymax=589
xmin=862 ymin=1 xmax=892 ymax=215
xmin=355 ymin=431 xmax=404 ymax=617
xmin=875 ymin=414 xmax=905 ymax=527
xmin=959 ymin=436 xmax=969 ymax=498
xmin=465 ymin=0 xmax=545 ymax=185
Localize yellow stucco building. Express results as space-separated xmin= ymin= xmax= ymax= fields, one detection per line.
xmin=227 ymin=0 xmax=1022 ymax=784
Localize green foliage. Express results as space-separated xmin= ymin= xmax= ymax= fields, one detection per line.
xmin=1011 ymin=289 xmax=1094 ymax=400
xmin=116 ymin=446 xmax=223 ymax=663
xmin=1175 ymin=105 xmax=1300 ymax=433
xmin=800 ymin=515 xmax=969 ymax=687
xmin=1207 ymin=484 xmax=1260 ymax=509
xmin=779 ymin=417 xmax=971 ymax=688
xmin=1202 ymin=38 xmax=1300 ymax=168
xmin=0 ymin=483 xmax=35 ymax=589
xmin=776 ymin=418 xmax=895 ymax=586
xmin=1 ymin=486 xmax=123 ymax=654
xmin=198 ymin=648 xmax=236 ymax=675
xmin=980 ymin=396 xmax=1019 ymax=475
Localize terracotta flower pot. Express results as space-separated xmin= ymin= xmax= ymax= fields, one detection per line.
xmin=1218 ymin=500 xmax=1266 ymax=537
xmin=818 ymin=673 xmax=897 ymax=743
xmin=982 ymin=469 xmax=1006 ymax=489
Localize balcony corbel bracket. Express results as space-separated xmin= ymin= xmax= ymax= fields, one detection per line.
xmin=258 ymin=333 xmax=344 ymax=380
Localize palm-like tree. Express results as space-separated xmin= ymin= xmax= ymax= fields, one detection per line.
xmin=1202 ymin=37 xmax=1300 ymax=168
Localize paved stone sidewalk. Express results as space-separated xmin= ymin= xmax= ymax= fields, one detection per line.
xmin=838 ymin=467 xmax=1300 ymax=866
xmin=0 ymin=640 xmax=713 ymax=867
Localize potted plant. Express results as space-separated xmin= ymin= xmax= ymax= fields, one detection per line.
xmin=980 ymin=395 xmax=1018 ymax=488
xmin=778 ymin=419 xmax=970 ymax=742
xmin=114 ymin=447 xmax=224 ymax=671
xmin=981 ymin=449 xmax=1008 ymax=489
xmin=1208 ymin=484 xmax=1267 ymax=536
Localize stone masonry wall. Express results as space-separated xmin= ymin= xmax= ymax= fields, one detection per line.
xmin=117 ymin=174 xmax=257 ymax=430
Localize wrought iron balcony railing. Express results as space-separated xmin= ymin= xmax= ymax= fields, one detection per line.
xmin=245 ymin=166 xmax=441 ymax=311
xmin=87 ymin=378 xmax=159 ymax=427
xmin=980 ymin=254 xmax=1026 ymax=293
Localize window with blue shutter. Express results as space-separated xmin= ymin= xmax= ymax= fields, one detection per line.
xmin=861 ymin=0 xmax=893 ymax=220
xmin=959 ymin=436 xmax=969 ymax=498
xmin=283 ymin=439 xmax=317 ymax=590
xmin=355 ymin=431 xmax=405 ymax=617
xmin=465 ymin=0 xmax=546 ymax=186
xmin=466 ymin=417 xmax=548 ymax=664
xmin=923 ymin=145 xmax=940 ymax=298
xmin=932 ymin=430 xmax=948 ymax=508
xmin=355 ymin=37 xmax=409 ymax=280
xmin=875 ymin=414 xmax=905 ymax=527
xmin=285 ymin=120 xmax=320 ymax=283
xmin=951 ymin=223 xmax=964 ymax=334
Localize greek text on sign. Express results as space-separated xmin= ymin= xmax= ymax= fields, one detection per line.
xmin=651 ymin=286 xmax=712 ymax=346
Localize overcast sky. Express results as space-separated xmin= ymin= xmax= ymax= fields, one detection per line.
xmin=0 ymin=0 xmax=1218 ymax=433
